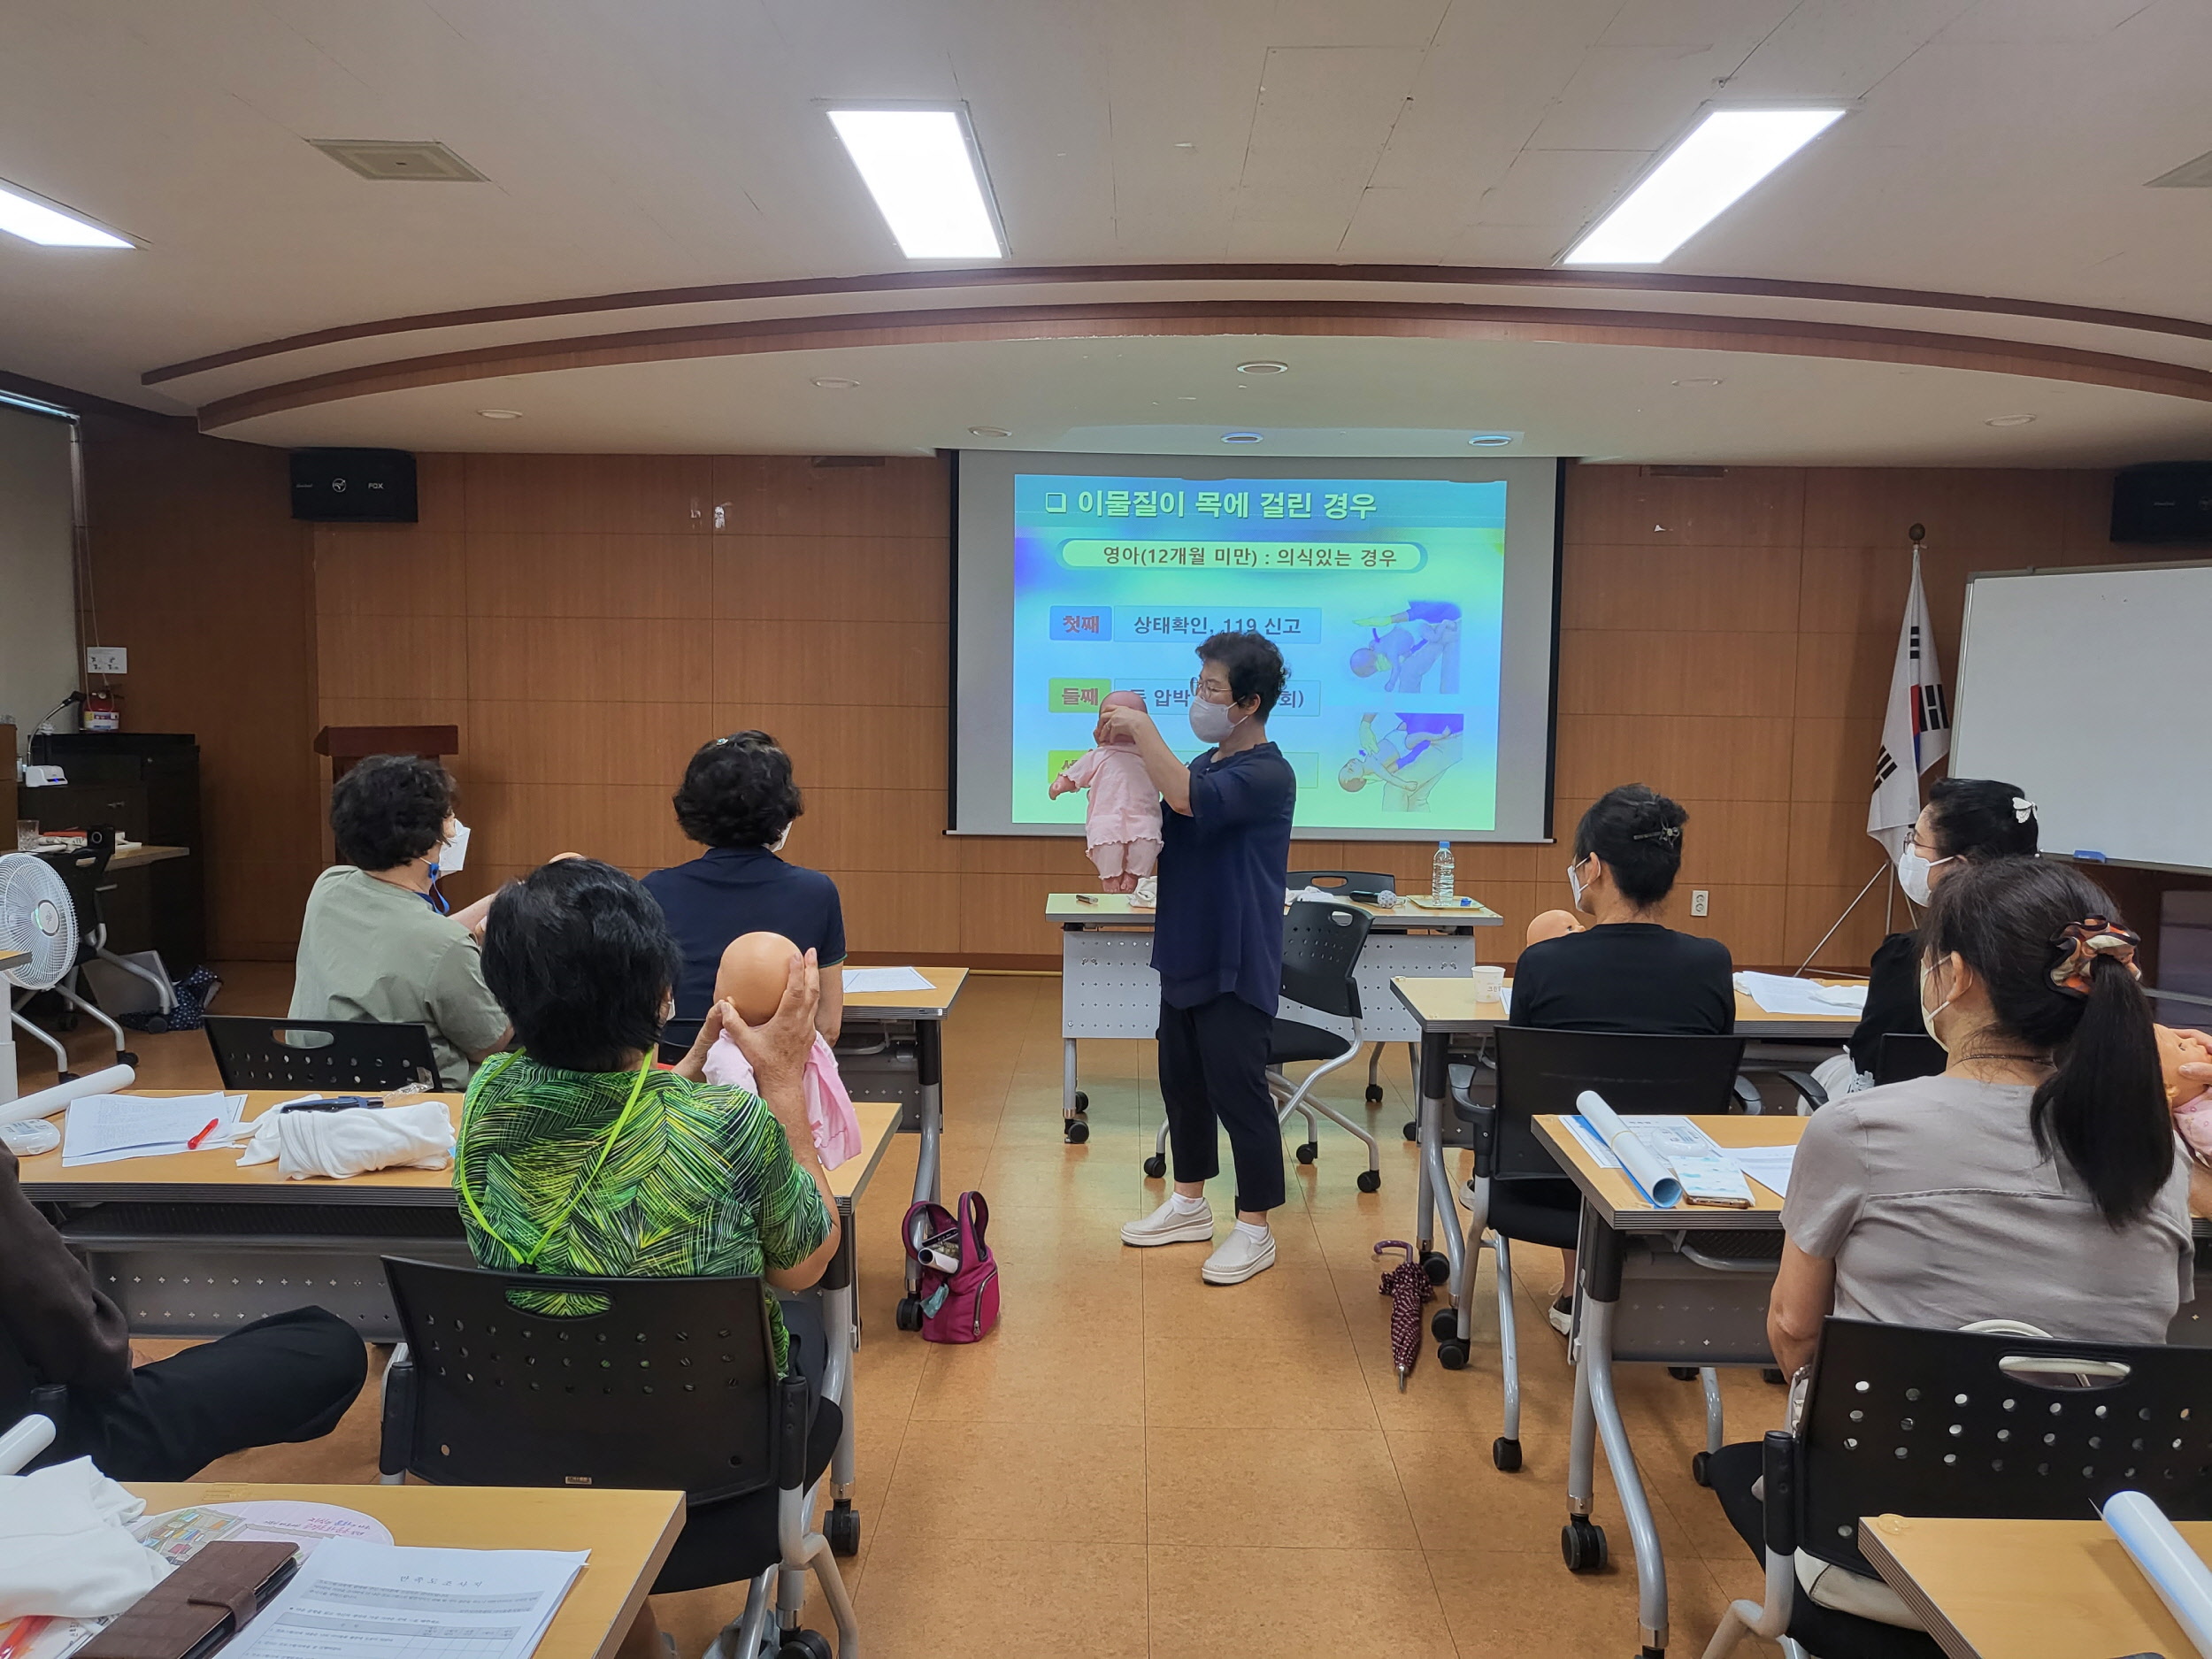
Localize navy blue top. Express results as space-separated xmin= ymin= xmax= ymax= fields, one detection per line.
xmin=642 ymin=847 xmax=849 ymax=1018
xmin=1153 ymin=742 xmax=1297 ymax=1015
xmin=1509 ymin=923 xmax=1734 ymax=1035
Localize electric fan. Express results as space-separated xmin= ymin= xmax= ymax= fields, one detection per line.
xmin=3 ymin=851 xmax=88 ymax=1096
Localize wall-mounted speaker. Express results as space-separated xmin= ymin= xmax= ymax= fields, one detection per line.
xmin=290 ymin=448 xmax=418 ymax=522
xmin=2111 ymin=462 xmax=2212 ymax=545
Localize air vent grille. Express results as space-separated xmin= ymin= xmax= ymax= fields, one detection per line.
xmin=310 ymin=140 xmax=488 ymax=182
xmin=2147 ymin=149 xmax=2212 ymax=188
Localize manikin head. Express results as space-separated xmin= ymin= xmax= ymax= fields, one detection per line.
xmin=716 ymin=930 xmax=802 ymax=1027
xmin=1096 ymin=689 xmax=1147 ymax=745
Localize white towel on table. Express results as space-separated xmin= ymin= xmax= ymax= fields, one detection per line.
xmin=236 ymin=1099 xmax=455 ymax=1179
xmin=0 ymin=1457 xmax=167 ymax=1619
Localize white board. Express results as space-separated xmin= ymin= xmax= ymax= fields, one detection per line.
xmin=1951 ymin=562 xmax=2212 ymax=872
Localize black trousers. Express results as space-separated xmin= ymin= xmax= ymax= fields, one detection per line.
xmin=50 ymin=1307 xmax=368 ymax=1482
xmin=1157 ymin=993 xmax=1285 ymax=1214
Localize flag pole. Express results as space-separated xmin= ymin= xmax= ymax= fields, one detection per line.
xmin=1795 ymin=861 xmax=1894 ymax=978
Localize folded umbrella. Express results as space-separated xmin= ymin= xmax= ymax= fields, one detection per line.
xmin=1374 ymin=1240 xmax=1433 ymax=1391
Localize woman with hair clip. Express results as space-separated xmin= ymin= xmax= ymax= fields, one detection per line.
xmin=1814 ymin=777 xmax=2041 ymax=1099
xmin=1768 ymin=856 xmax=2193 ymax=1376
xmin=1511 ymin=783 xmax=1736 ymax=1331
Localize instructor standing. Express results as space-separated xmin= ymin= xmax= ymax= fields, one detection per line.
xmin=1103 ymin=632 xmax=1296 ymax=1286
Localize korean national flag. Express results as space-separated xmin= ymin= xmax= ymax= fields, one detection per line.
xmin=1867 ymin=549 xmax=1950 ymax=860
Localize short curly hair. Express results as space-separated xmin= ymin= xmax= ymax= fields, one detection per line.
xmin=672 ymin=732 xmax=804 ymax=849
xmin=331 ymin=755 xmax=454 ymax=872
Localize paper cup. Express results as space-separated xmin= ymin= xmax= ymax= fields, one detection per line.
xmin=1470 ymin=965 xmax=1505 ymax=1002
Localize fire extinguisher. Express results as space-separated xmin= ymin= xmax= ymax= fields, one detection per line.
xmin=82 ymin=687 xmax=120 ymax=732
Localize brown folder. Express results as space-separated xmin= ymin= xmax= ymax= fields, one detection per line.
xmin=80 ymin=1540 xmax=299 ymax=1659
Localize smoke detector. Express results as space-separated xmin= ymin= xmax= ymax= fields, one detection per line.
xmin=310 ymin=140 xmax=488 ymax=182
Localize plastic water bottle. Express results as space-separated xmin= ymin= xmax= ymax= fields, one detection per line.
xmin=1431 ymin=840 xmax=1455 ymax=902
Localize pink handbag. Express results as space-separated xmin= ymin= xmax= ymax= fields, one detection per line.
xmin=899 ymin=1191 xmax=999 ymax=1343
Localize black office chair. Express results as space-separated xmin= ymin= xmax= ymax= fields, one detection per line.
xmin=1446 ymin=1026 xmax=1755 ymax=1470
xmin=1142 ymin=899 xmax=1384 ymax=1192
xmin=658 ymin=1017 xmax=704 ymax=1067
xmin=1704 ymin=1317 xmax=2212 ymax=1659
xmin=19 ymin=826 xmax=142 ymax=1069
xmin=1779 ymin=1030 xmax=1951 ymax=1110
xmin=1286 ymin=869 xmax=1412 ymax=1105
xmin=379 ymin=1258 xmax=856 ymax=1659
xmin=204 ymin=1015 xmax=445 ymax=1093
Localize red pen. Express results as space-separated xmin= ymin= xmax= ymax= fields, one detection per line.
xmin=0 ymin=1616 xmax=53 ymax=1659
xmin=186 ymin=1118 xmax=221 ymax=1149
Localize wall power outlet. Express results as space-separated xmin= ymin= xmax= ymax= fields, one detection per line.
xmin=1690 ymin=888 xmax=1710 ymax=917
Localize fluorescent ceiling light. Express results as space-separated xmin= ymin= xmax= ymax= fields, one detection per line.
xmin=0 ymin=179 xmax=131 ymax=247
xmin=826 ymin=106 xmax=1004 ymax=260
xmin=1562 ymin=107 xmax=1845 ymax=266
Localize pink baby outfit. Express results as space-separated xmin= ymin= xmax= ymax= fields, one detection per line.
xmin=1056 ymin=743 xmax=1164 ymax=886
xmin=703 ymin=1031 xmax=864 ymax=1171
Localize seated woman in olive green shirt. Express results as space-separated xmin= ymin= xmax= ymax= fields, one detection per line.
xmin=457 ymin=856 xmax=838 ymax=1374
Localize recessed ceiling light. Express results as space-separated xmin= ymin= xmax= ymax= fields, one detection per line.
xmin=811 ymin=377 xmax=860 ymax=390
xmin=967 ymin=426 xmax=1012 ymax=438
xmin=1563 ymin=106 xmax=1847 ymax=266
xmin=1236 ymin=360 xmax=1289 ymax=375
xmin=1985 ymin=414 xmax=2037 ymax=427
xmin=1671 ymin=377 xmax=1724 ymax=388
xmin=477 ymin=409 xmax=524 ymax=420
xmin=0 ymin=178 xmax=132 ymax=247
xmin=826 ymin=104 xmax=1005 ymax=260
xmin=1467 ymin=434 xmax=1516 ymax=447
xmin=1221 ymin=432 xmax=1264 ymax=445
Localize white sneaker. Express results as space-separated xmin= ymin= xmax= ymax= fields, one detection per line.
xmin=1122 ymin=1198 xmax=1216 ymax=1248
xmin=1201 ymin=1228 xmax=1277 ymax=1285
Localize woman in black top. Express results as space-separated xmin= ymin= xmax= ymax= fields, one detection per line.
xmin=1833 ymin=778 xmax=2039 ymax=1089
xmin=1512 ymin=784 xmax=1733 ymax=1330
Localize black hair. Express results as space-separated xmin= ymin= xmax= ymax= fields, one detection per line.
xmin=1920 ymin=856 xmax=2170 ymax=1227
xmin=1196 ymin=631 xmax=1288 ymax=721
xmin=1572 ymin=784 xmax=1688 ymax=908
xmin=672 ymin=732 xmax=804 ymax=849
xmin=331 ymin=755 xmax=454 ymax=872
xmin=480 ymin=857 xmax=680 ymax=1073
xmin=1925 ymin=776 xmax=2040 ymax=862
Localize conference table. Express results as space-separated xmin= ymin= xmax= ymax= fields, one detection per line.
xmin=841 ymin=964 xmax=968 ymax=1289
xmin=23 ymin=1090 xmax=904 ymax=1560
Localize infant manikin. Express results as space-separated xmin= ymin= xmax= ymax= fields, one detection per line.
xmin=702 ymin=931 xmax=863 ymax=1171
xmin=2157 ymin=1023 xmax=2212 ymax=1165
xmin=1525 ymin=910 xmax=1586 ymax=948
xmin=1050 ymin=690 xmax=1164 ymax=894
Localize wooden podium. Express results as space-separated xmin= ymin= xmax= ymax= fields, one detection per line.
xmin=314 ymin=726 xmax=460 ymax=782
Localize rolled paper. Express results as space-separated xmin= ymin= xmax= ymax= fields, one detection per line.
xmin=1576 ymin=1088 xmax=1681 ymax=1209
xmin=9 ymin=1064 xmax=137 ymax=1120
xmin=2101 ymin=1489 xmax=2212 ymax=1659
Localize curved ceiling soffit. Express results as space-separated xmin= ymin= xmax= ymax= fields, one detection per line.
xmin=150 ymin=262 xmax=2212 ymax=388
xmin=195 ymin=297 xmax=2212 ymax=432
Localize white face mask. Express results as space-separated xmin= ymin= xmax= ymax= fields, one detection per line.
xmin=433 ymin=819 xmax=470 ymax=877
xmin=1566 ymin=857 xmax=1591 ymax=914
xmin=766 ymin=823 xmax=791 ymax=855
xmin=1187 ymin=692 xmax=1242 ymax=746
xmin=1896 ymin=845 xmax=1952 ymax=906
xmin=1917 ymin=962 xmax=1955 ymax=1053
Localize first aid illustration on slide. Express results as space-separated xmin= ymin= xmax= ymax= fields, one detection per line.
xmin=1010 ymin=472 xmax=1508 ymax=833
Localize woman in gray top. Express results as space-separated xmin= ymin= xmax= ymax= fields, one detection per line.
xmin=1769 ymin=856 xmax=2193 ymax=1373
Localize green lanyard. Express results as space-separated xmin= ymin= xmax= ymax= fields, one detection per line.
xmin=456 ymin=1051 xmax=654 ymax=1271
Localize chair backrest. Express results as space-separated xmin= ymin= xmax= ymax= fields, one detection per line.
xmin=381 ymin=1256 xmax=779 ymax=1503
xmin=1279 ymin=899 xmax=1371 ymax=1021
xmin=657 ymin=1017 xmax=704 ymax=1067
xmin=36 ymin=826 xmax=116 ymax=953
xmin=1286 ymin=869 xmax=1394 ymax=903
xmin=204 ymin=1014 xmax=444 ymax=1092
xmin=1491 ymin=1025 xmax=1749 ymax=1179
xmin=1800 ymin=1317 xmax=2212 ymax=1577
xmin=1873 ymin=1031 xmax=1947 ymax=1087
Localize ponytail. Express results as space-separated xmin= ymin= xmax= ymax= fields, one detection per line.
xmin=1921 ymin=858 xmax=2174 ymax=1227
xmin=2031 ymin=953 xmax=2170 ymax=1226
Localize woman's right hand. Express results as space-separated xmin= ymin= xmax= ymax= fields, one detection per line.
xmin=726 ymin=947 xmax=821 ymax=1101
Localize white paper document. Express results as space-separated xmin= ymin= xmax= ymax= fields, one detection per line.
xmin=223 ymin=1539 xmax=588 ymax=1659
xmin=61 ymin=1093 xmax=245 ymax=1166
xmin=1734 ymin=972 xmax=1867 ymax=1018
xmin=1732 ymin=1145 xmax=1798 ymax=1199
xmin=1560 ymin=1112 xmax=1721 ymax=1171
xmin=842 ymin=965 xmax=933 ymax=994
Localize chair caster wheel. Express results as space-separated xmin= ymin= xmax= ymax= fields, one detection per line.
xmin=1294 ymin=1141 xmax=1318 ymax=1164
xmin=115 ymin=1051 xmax=138 ymax=1067
xmin=1356 ymin=1168 xmax=1381 ymax=1193
xmin=144 ymin=1017 xmax=169 ymax=1034
xmin=58 ymin=1071 xmax=80 ymax=1083
xmin=1493 ymin=1437 xmax=1522 ymax=1471
xmin=1436 ymin=1340 xmax=1469 ymax=1371
xmin=1364 ymin=1084 xmax=1384 ymax=1104
xmin=1763 ymin=1367 xmax=1786 ymax=1385
xmin=1073 ymin=1089 xmax=1089 ymax=1110
xmin=1431 ymin=1306 xmax=1459 ymax=1341
xmin=1691 ymin=1450 xmax=1713 ymax=1487
xmin=777 ymin=1632 xmax=833 ymax=1659
xmin=826 ymin=1503 xmax=860 ymax=1556
xmin=1141 ymin=1154 xmax=1166 ymax=1179
xmin=1402 ymin=1121 xmax=1418 ymax=1141
xmin=1419 ymin=1251 xmax=1449 ymax=1286
xmin=1064 ymin=1118 xmax=1089 ymax=1145
xmin=1561 ymin=1517 xmax=1609 ymax=1572
xmin=1668 ymin=1366 xmax=1699 ymax=1381
xmin=895 ymin=1297 xmax=922 ymax=1333
xmin=58 ymin=1010 xmax=79 ymax=1032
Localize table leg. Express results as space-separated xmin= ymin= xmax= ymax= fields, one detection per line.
xmin=1414 ymin=1033 xmax=1464 ymax=1297
xmin=824 ymin=1198 xmax=858 ymax=1553
xmin=909 ymin=1018 xmax=944 ymax=1294
xmin=1571 ymin=1215 xmax=1670 ymax=1657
